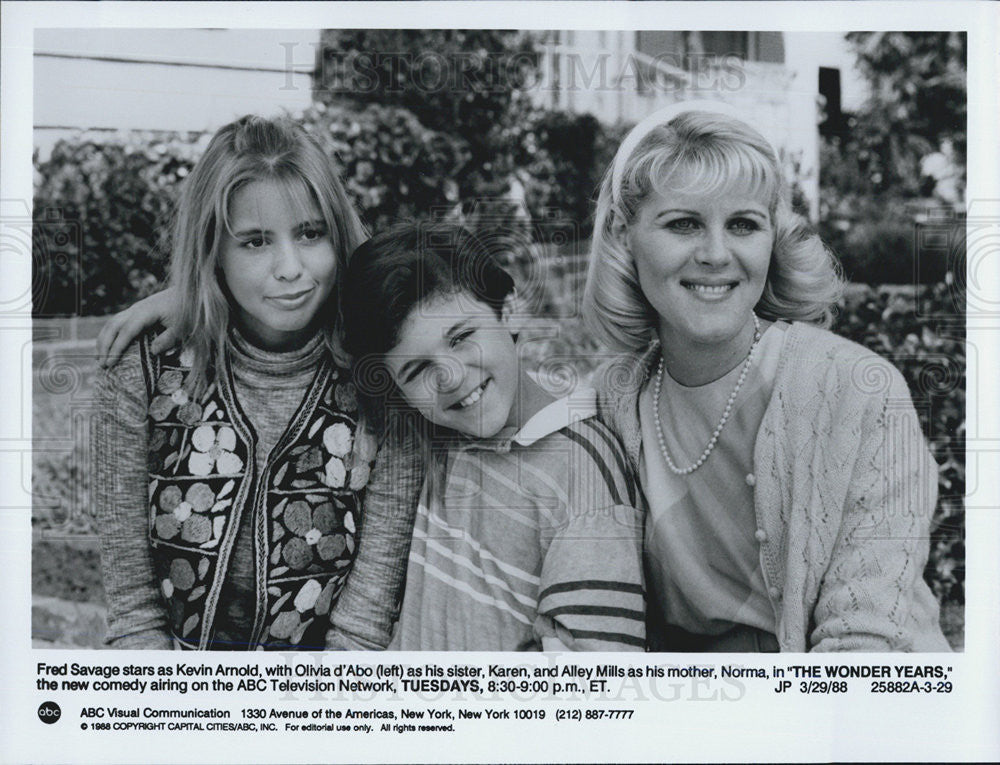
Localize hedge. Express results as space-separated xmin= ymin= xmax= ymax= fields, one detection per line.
xmin=832 ymin=282 xmax=965 ymax=605
xmin=820 ymin=212 xmax=964 ymax=286
xmin=32 ymin=134 xmax=204 ymax=316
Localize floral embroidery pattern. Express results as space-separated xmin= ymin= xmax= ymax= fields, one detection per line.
xmin=188 ymin=424 xmax=244 ymax=476
xmin=259 ymin=382 xmax=369 ymax=646
xmin=153 ymin=480 xmax=232 ymax=547
xmin=145 ymin=343 xmax=372 ymax=650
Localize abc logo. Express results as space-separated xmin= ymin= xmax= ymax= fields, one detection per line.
xmin=37 ymin=701 xmax=61 ymax=724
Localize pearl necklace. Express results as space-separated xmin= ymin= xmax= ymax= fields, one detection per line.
xmin=653 ymin=314 xmax=762 ymax=475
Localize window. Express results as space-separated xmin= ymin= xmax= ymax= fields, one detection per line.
xmin=634 ymin=31 xmax=785 ymax=69
xmin=819 ymin=67 xmax=844 ymax=136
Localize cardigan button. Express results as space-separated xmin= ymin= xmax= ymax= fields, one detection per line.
xmin=768 ymin=586 xmax=781 ymax=600
xmin=745 ymin=472 xmax=756 ymax=486
xmin=754 ymin=529 xmax=767 ymax=543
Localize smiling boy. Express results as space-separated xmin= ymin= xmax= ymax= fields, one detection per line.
xmin=339 ymin=222 xmax=646 ymax=651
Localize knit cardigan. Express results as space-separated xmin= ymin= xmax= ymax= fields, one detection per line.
xmin=594 ymin=322 xmax=950 ymax=652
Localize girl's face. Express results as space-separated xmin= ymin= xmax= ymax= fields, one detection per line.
xmin=625 ymin=170 xmax=773 ymax=354
xmin=219 ymin=179 xmax=336 ymax=351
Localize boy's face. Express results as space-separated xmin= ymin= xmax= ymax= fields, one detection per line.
xmin=384 ymin=290 xmax=520 ymax=438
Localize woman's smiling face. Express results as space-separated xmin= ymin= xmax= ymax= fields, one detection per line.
xmin=626 ymin=170 xmax=773 ymax=354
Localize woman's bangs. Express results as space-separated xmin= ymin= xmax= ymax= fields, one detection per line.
xmin=652 ymin=144 xmax=777 ymax=207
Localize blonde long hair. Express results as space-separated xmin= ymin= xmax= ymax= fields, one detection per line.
xmin=584 ymin=110 xmax=843 ymax=353
xmin=167 ymin=115 xmax=367 ymax=391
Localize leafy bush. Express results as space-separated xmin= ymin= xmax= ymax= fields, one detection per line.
xmin=315 ymin=31 xmax=631 ymax=242
xmin=32 ymin=133 xmax=206 ymax=316
xmin=832 ymin=282 xmax=965 ymax=605
xmin=820 ymin=214 xmax=961 ymax=286
xmin=819 ymin=33 xmax=965 ymax=290
xmin=505 ymin=110 xmax=629 ymax=241
xmin=302 ymin=102 xmax=468 ymax=232
xmin=838 ymin=32 xmax=966 ymax=198
xmin=314 ymin=30 xmax=540 ymax=204
xmin=819 ymin=137 xmax=965 ymax=286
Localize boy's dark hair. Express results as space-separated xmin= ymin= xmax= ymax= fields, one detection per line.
xmin=343 ymin=221 xmax=517 ymax=421
xmin=342 ymin=220 xmax=516 ymax=359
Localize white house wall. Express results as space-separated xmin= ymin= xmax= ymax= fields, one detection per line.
xmin=535 ymin=30 xmax=830 ymax=220
xmin=34 ymin=29 xmax=319 ymax=157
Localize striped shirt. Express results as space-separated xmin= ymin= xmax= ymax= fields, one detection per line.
xmin=390 ymin=389 xmax=646 ymax=651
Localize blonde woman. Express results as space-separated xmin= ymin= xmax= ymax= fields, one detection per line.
xmin=585 ymin=102 xmax=949 ymax=652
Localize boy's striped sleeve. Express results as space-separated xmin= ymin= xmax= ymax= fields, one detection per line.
xmin=535 ymin=419 xmax=646 ymax=651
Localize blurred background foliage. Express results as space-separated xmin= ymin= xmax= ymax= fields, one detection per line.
xmin=819 ymin=32 xmax=966 ymax=285
xmin=314 ymin=30 xmax=538 ymax=212
xmin=32 ymin=31 xmax=965 ymax=624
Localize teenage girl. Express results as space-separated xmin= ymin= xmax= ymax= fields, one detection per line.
xmin=94 ymin=115 xmax=415 ymax=650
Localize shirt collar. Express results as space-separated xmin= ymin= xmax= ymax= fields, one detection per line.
xmin=511 ymin=386 xmax=597 ymax=447
xmin=443 ymin=387 xmax=598 ymax=455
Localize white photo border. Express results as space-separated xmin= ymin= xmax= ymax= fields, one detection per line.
xmin=3 ymin=2 xmax=998 ymax=763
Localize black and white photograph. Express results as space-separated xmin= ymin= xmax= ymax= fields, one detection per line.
xmin=3 ymin=2 xmax=998 ymax=763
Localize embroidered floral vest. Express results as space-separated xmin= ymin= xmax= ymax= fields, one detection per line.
xmin=139 ymin=335 xmax=371 ymax=650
